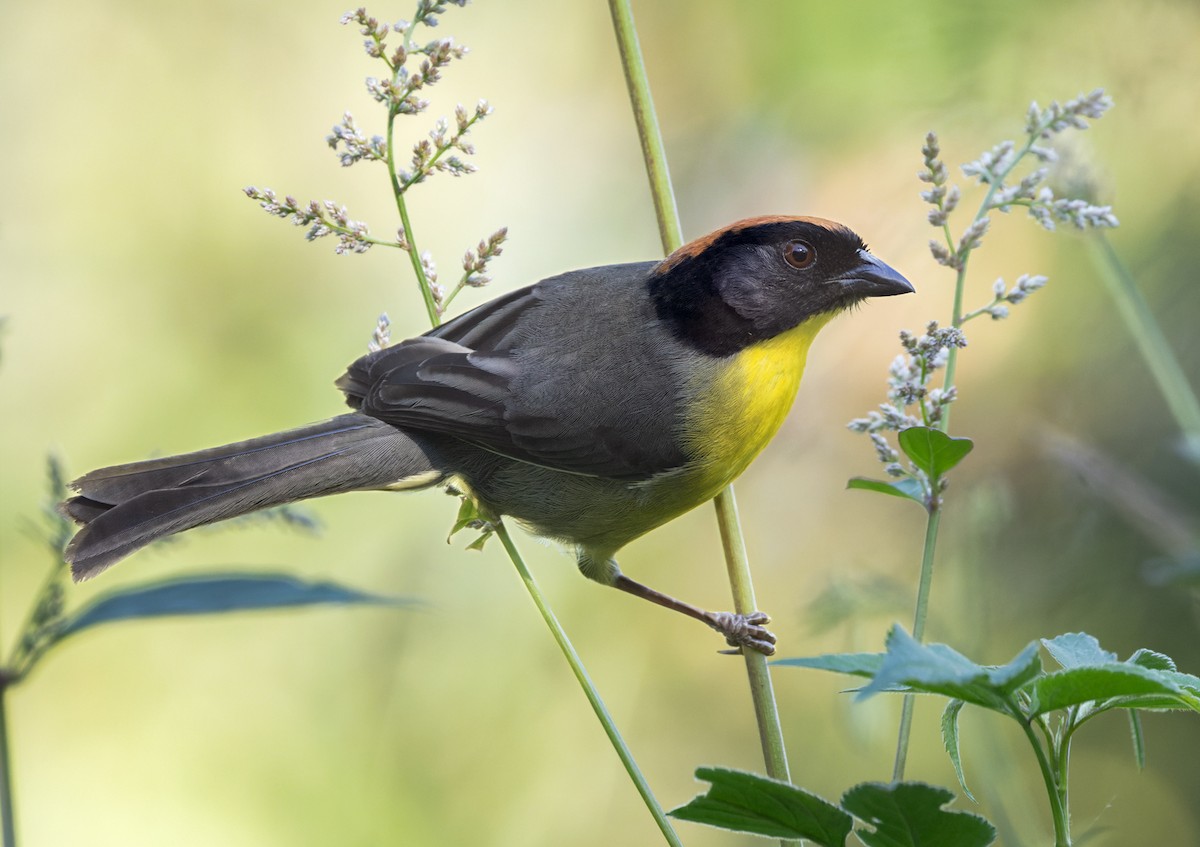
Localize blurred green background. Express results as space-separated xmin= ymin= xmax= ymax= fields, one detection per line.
xmin=3 ymin=0 xmax=1199 ymax=844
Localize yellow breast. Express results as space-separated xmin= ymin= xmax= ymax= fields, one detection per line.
xmin=679 ymin=312 xmax=835 ymax=499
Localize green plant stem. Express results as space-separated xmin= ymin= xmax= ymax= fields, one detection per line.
xmin=606 ymin=0 xmax=683 ymax=253
xmin=379 ymin=30 xmax=675 ymax=840
xmin=0 ymin=684 xmax=15 ymax=847
xmin=1088 ymin=231 xmax=1200 ymax=461
xmin=386 ymin=107 xmax=440 ymax=326
xmin=892 ymin=505 xmax=943 ymax=781
xmin=898 ymin=129 xmax=1043 ymax=778
xmin=713 ymin=490 xmax=791 ymax=784
xmin=1055 ymin=726 xmax=1073 ymax=839
xmin=494 ymin=522 xmax=683 ymax=847
xmin=1019 ymin=716 xmax=1071 ymax=847
xmin=607 ymin=0 xmax=792 ymax=798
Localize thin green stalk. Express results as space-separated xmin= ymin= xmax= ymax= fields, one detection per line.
xmin=898 ymin=130 xmax=1043 ymax=777
xmin=1088 ymin=232 xmax=1200 ymax=460
xmin=494 ymin=523 xmax=683 ymax=847
xmin=714 ymin=490 xmax=791 ymax=784
xmin=0 ymin=684 xmax=15 ymax=847
xmin=606 ymin=0 xmax=683 ymax=252
xmin=1018 ymin=716 xmax=1071 ymax=847
xmin=891 ymin=505 xmax=943 ymax=781
xmin=385 ymin=106 xmax=440 ymax=326
xmin=378 ymin=29 xmax=674 ymax=840
xmin=607 ymin=0 xmax=792 ymax=796
xmin=1055 ymin=727 xmax=1072 ymax=836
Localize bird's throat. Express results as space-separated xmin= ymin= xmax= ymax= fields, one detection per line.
xmin=680 ymin=312 xmax=836 ymax=498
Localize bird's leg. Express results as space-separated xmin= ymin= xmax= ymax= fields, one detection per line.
xmin=612 ymin=574 xmax=777 ymax=655
xmin=577 ymin=553 xmax=776 ymax=654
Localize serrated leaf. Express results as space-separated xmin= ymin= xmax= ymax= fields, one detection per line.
xmin=668 ymin=767 xmax=853 ymax=845
xmin=858 ymin=626 xmax=1038 ymax=712
xmin=840 ymin=781 xmax=995 ymax=847
xmin=1041 ymin=632 xmax=1116 ymax=669
xmin=1028 ymin=664 xmax=1196 ymax=716
xmin=847 ymin=476 xmax=927 ymax=506
xmin=774 ymin=652 xmax=886 ymax=678
xmin=1127 ymin=649 xmax=1176 ymax=672
xmin=941 ymin=700 xmax=975 ymax=802
xmin=56 ymin=574 xmax=414 ymax=644
xmin=897 ymin=427 xmax=974 ymax=479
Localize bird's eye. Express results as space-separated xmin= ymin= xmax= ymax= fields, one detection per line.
xmin=783 ymin=240 xmax=816 ymax=270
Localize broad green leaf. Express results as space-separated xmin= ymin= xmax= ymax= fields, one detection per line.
xmin=941 ymin=699 xmax=975 ymax=802
xmin=56 ymin=574 xmax=414 ymax=644
xmin=669 ymin=767 xmax=853 ymax=845
xmin=847 ymin=476 xmax=927 ymax=506
xmin=1041 ymin=632 xmax=1116 ymax=669
xmin=858 ymin=626 xmax=1038 ymax=712
xmin=897 ymin=427 xmax=974 ymax=479
xmin=1036 ymin=636 xmax=1199 ymax=711
xmin=1128 ymin=710 xmax=1146 ymax=770
xmin=841 ymin=781 xmax=995 ymax=847
xmin=774 ymin=652 xmax=886 ymax=678
xmin=1028 ymin=664 xmax=1194 ymax=716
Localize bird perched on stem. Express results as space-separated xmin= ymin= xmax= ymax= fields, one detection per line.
xmin=61 ymin=215 xmax=912 ymax=654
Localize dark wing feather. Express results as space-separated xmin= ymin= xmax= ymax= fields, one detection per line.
xmin=334 ymin=269 xmax=686 ymax=479
xmin=427 ymin=283 xmax=541 ymax=350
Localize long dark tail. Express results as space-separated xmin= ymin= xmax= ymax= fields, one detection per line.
xmin=60 ymin=413 xmax=444 ymax=581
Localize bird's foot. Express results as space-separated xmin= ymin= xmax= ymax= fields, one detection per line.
xmin=707 ymin=611 xmax=776 ymax=656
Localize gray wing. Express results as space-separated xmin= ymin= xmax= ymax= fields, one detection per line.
xmin=335 ymin=266 xmax=688 ymax=479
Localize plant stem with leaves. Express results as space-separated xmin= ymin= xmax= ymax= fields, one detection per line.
xmin=246 ymin=4 xmax=680 ymax=842
xmin=849 ymin=91 xmax=1119 ymax=780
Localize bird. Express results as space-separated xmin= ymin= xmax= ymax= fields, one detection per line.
xmin=60 ymin=215 xmax=913 ymax=654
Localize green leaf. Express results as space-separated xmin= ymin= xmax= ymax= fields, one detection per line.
xmin=1041 ymin=632 xmax=1116 ymax=668
xmin=941 ymin=699 xmax=975 ymax=803
xmin=669 ymin=767 xmax=853 ymax=845
xmin=1128 ymin=710 xmax=1146 ymax=770
xmin=897 ymin=427 xmax=974 ymax=479
xmin=1127 ymin=648 xmax=1176 ymax=672
xmin=1028 ymin=664 xmax=1197 ymax=715
xmin=448 ymin=496 xmax=495 ymax=550
xmin=56 ymin=574 xmax=414 ymax=644
xmin=847 ymin=476 xmax=927 ymax=506
xmin=840 ymin=782 xmax=995 ymax=847
xmin=859 ymin=626 xmax=1040 ymax=711
xmin=774 ymin=652 xmax=886 ymax=679
xmin=1162 ymin=669 xmax=1200 ymax=696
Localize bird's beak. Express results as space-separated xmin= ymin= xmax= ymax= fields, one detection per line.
xmin=839 ymin=249 xmax=915 ymax=298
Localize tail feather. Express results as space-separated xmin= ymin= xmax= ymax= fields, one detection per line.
xmin=61 ymin=413 xmax=443 ymax=581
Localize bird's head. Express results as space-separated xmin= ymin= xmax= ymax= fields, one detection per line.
xmin=649 ymin=216 xmax=913 ymax=355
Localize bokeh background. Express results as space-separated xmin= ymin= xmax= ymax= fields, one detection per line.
xmin=3 ymin=1 xmax=1199 ymax=844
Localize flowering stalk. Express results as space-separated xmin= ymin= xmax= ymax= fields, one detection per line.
xmin=244 ymin=4 xmax=682 ymax=841
xmin=245 ymin=2 xmax=505 ymax=328
xmin=849 ymin=91 xmax=1119 ymax=782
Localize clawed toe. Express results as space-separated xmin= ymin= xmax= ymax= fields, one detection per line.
xmin=708 ymin=610 xmax=777 ymax=656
